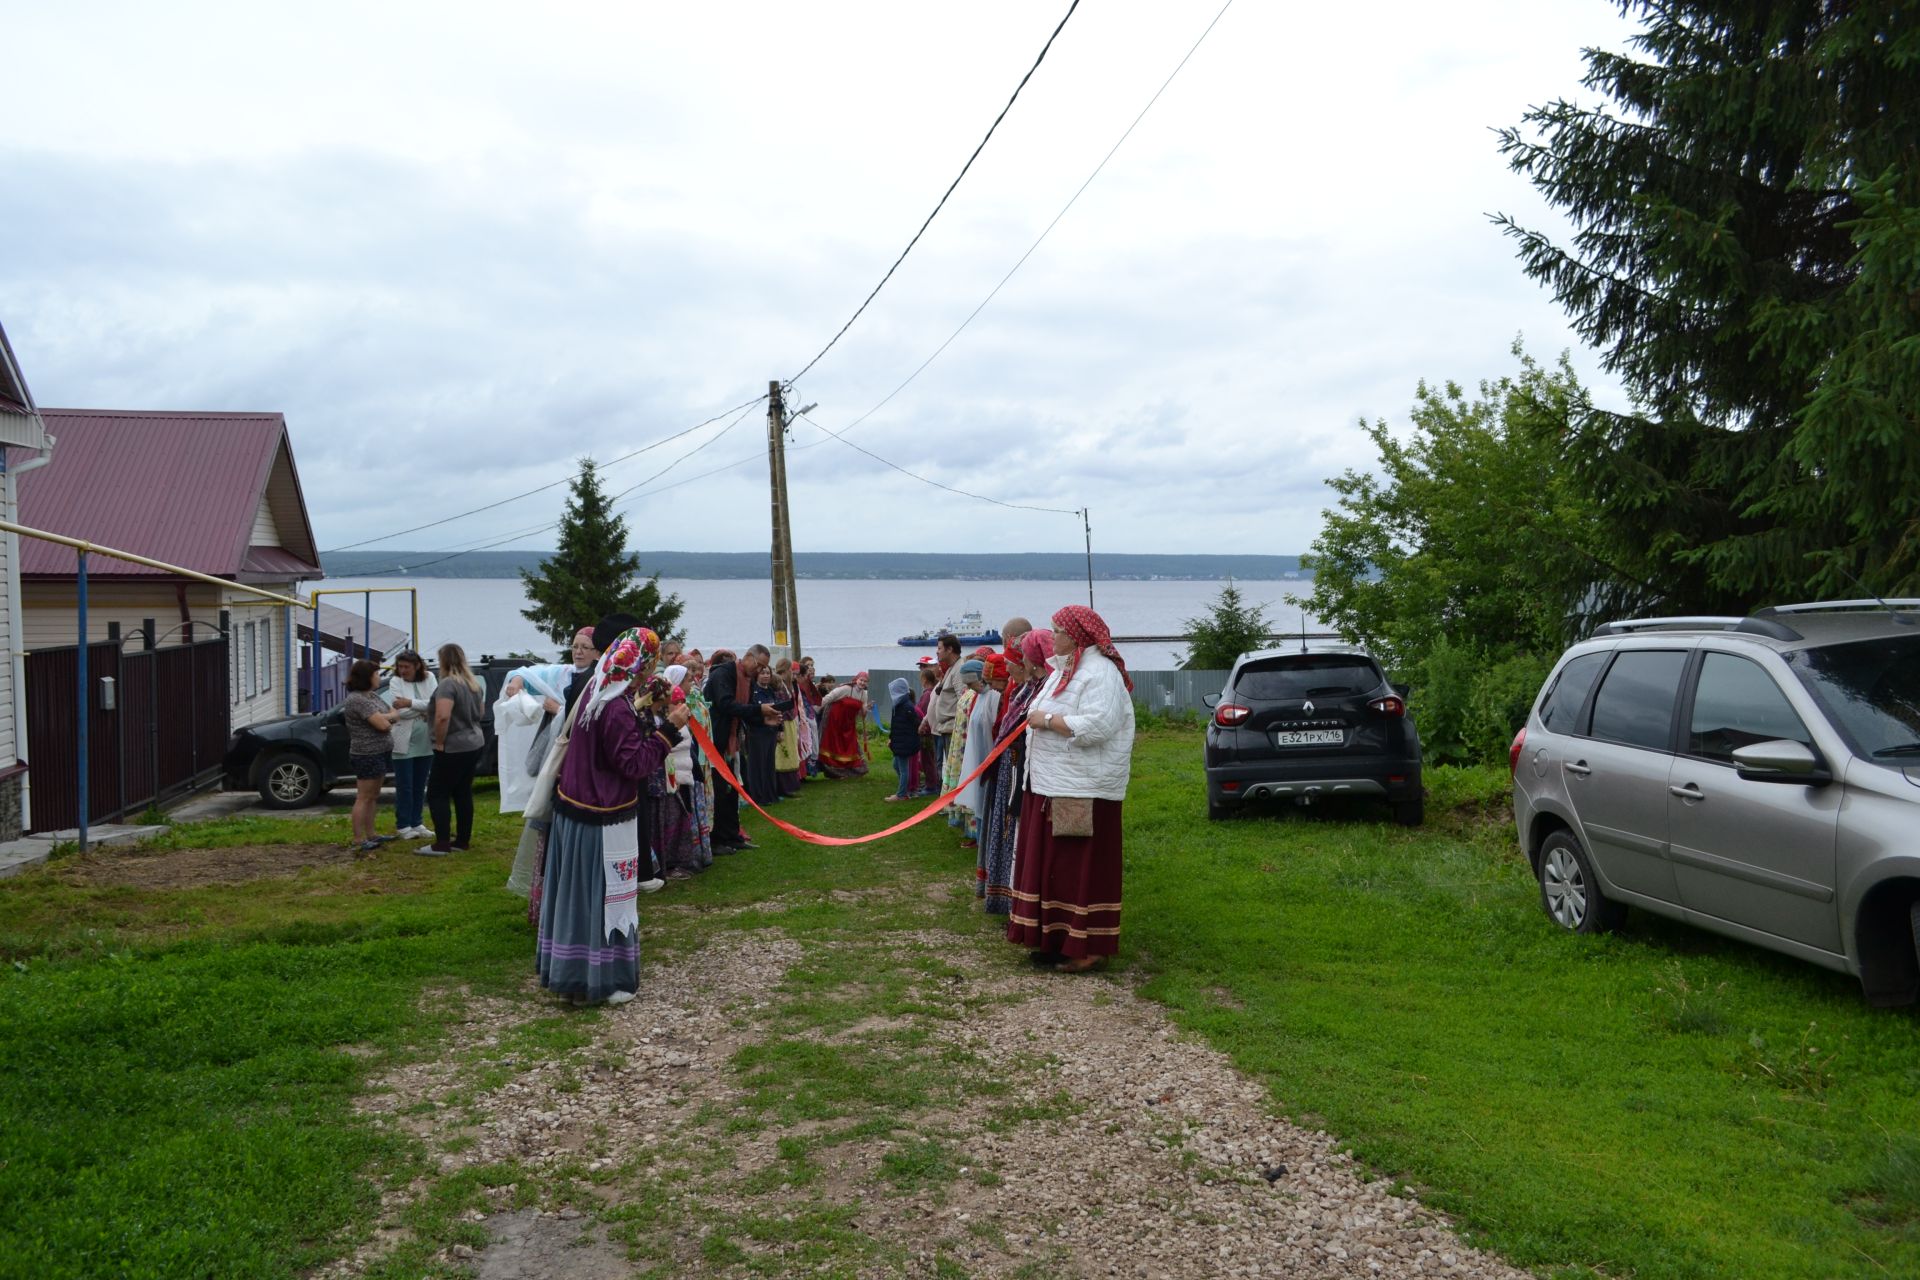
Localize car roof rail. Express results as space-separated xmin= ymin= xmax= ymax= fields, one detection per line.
xmin=1590 ymin=616 xmax=1743 ymax=638
xmin=1727 ymin=616 xmax=1803 ymax=641
xmin=1756 ymin=599 xmax=1920 ymax=616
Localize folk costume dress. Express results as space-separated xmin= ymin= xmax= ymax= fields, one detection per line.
xmin=944 ymin=663 xmax=982 ymax=828
xmin=648 ymin=668 xmax=704 ymax=878
xmin=818 ymin=678 xmax=871 ymax=778
xmin=955 ymin=662 xmax=1001 ymax=843
xmin=538 ymin=629 xmax=678 ymax=1004
xmin=1006 ymin=609 xmax=1136 ymax=960
xmin=979 ymin=633 xmax=1050 ymax=913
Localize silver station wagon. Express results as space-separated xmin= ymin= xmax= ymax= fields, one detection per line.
xmin=1511 ymin=600 xmax=1920 ymax=1006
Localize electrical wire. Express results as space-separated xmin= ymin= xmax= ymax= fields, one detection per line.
xmin=319 ymin=391 xmax=767 ymax=553
xmin=795 ymin=412 xmax=1078 ymax=515
xmin=794 ymin=0 xmax=1236 ymax=451
xmin=785 ymin=0 xmax=1083 ymax=387
xmin=341 ymin=402 xmax=770 ymax=577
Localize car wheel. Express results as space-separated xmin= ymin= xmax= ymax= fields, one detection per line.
xmin=1392 ymin=797 xmax=1424 ymax=827
xmin=258 ymin=750 xmax=322 ymax=809
xmin=1537 ymin=829 xmax=1624 ymax=934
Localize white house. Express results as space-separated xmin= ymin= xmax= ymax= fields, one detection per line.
xmin=0 ymin=322 xmax=52 ymax=838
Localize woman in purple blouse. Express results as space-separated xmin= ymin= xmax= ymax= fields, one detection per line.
xmin=536 ymin=627 xmax=689 ymax=1006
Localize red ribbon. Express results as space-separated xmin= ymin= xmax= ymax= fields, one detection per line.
xmin=688 ymin=716 xmax=1027 ymax=847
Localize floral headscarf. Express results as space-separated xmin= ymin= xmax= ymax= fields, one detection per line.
xmin=1051 ymin=606 xmax=1132 ymax=693
xmin=580 ymin=627 xmax=656 ymax=724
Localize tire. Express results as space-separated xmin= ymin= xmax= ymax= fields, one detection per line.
xmin=258 ymin=749 xmax=323 ymax=809
xmin=1537 ymin=829 xmax=1624 ymax=934
xmin=1392 ymin=797 xmax=1424 ymax=827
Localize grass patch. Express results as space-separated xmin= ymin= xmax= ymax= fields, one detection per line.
xmin=1123 ymin=729 xmax=1920 ymax=1279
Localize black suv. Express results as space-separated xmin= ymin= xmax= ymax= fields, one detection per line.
xmin=1202 ymin=645 xmax=1424 ymax=825
xmin=222 ymin=664 xmax=509 ymax=808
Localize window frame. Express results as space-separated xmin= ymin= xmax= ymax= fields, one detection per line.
xmin=1537 ymin=650 xmax=1610 ymax=737
xmin=258 ymin=617 xmax=272 ymax=694
xmin=1680 ymin=648 xmax=1814 ymax=767
xmin=1584 ymin=646 xmax=1691 ymax=754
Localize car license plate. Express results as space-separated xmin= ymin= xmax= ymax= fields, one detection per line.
xmin=1275 ymin=729 xmax=1344 ymax=746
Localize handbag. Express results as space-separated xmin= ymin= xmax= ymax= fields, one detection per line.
xmin=1049 ymin=796 xmax=1094 ymax=838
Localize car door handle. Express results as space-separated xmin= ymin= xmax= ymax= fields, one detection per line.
xmin=1564 ymin=761 xmax=1592 ymax=776
xmin=1669 ymin=783 xmax=1704 ymax=801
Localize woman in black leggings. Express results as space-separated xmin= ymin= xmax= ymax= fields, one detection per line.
xmin=420 ymin=642 xmax=487 ymax=855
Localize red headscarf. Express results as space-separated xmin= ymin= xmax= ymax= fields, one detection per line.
xmin=982 ymin=653 xmax=1009 ymax=682
xmin=1018 ymin=627 xmax=1054 ymax=676
xmin=1051 ymin=606 xmax=1132 ymax=693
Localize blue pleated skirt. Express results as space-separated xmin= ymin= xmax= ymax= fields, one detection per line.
xmin=536 ymin=810 xmax=640 ymax=1001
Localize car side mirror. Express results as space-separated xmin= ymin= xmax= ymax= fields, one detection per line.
xmin=1732 ymin=739 xmax=1831 ymax=785
xmin=1201 ymin=693 xmax=1221 ymax=709
xmin=1392 ymin=683 xmax=1410 ymax=699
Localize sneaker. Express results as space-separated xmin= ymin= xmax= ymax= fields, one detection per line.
xmin=357 ymin=838 xmax=383 ymax=854
xmin=638 ymin=878 xmax=666 ymax=894
xmin=403 ymin=825 xmax=432 ymax=839
xmin=371 ymin=834 xmax=397 ymax=845
xmin=605 ymin=990 xmax=636 ymax=1006
xmin=415 ymin=843 xmax=451 ymax=857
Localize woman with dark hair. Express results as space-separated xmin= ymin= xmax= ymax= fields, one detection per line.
xmin=384 ymin=649 xmax=437 ymax=839
xmin=420 ymin=643 xmax=486 ymax=856
xmin=1007 ymin=607 xmax=1137 ymax=973
xmin=341 ymin=659 xmax=396 ymax=855
xmin=742 ymin=666 xmax=785 ymax=805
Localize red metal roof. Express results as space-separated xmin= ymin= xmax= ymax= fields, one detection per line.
xmin=15 ymin=410 xmax=323 ymax=580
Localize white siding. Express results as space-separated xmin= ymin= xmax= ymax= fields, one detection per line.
xmin=22 ymin=582 xmax=189 ymax=649
xmin=250 ymin=495 xmax=282 ymax=548
xmin=223 ymin=588 xmax=298 ymax=729
xmin=0 ymin=494 xmax=12 ymax=765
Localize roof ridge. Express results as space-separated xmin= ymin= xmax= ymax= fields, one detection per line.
xmin=38 ymin=408 xmax=285 ymax=420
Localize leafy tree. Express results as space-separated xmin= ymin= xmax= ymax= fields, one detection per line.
xmin=1495 ymin=1 xmax=1920 ymax=601
xmin=1180 ymin=581 xmax=1271 ymax=670
xmin=520 ymin=459 xmax=684 ymax=645
xmin=1295 ymin=347 xmax=1616 ymax=762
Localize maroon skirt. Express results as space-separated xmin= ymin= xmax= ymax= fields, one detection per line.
xmin=1005 ymin=790 xmax=1123 ymax=958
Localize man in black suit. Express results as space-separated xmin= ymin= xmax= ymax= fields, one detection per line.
xmin=704 ymin=643 xmax=773 ymax=850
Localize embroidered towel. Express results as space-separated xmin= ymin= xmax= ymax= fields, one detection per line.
xmin=601 ymin=818 xmax=643 ymax=942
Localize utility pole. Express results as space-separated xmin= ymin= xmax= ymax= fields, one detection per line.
xmin=1081 ymin=507 xmax=1095 ymax=608
xmin=766 ymin=380 xmax=792 ymax=655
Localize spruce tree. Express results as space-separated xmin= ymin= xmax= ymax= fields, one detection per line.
xmin=520 ymin=459 xmax=684 ymax=645
xmin=1495 ymin=1 xmax=1920 ymax=601
xmin=1180 ymin=581 xmax=1272 ymax=670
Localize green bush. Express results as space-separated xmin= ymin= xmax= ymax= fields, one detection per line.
xmin=1408 ymin=641 xmax=1552 ymax=767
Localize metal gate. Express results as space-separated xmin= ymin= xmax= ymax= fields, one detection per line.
xmin=24 ymin=630 xmax=230 ymax=833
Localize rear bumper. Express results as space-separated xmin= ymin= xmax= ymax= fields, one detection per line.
xmin=1205 ymin=756 xmax=1421 ymax=805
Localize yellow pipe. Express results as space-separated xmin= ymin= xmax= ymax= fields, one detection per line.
xmin=0 ymin=518 xmax=304 ymax=606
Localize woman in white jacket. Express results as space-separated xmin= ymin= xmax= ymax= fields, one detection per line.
xmin=1006 ymin=605 xmax=1137 ymax=972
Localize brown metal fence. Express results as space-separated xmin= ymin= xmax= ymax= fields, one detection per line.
xmin=24 ymin=629 xmax=230 ymax=833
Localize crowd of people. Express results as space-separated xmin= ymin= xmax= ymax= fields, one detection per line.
xmin=338 ymin=602 xmax=1137 ymax=1006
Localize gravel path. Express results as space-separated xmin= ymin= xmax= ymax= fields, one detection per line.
xmin=327 ymin=893 xmax=1534 ymax=1279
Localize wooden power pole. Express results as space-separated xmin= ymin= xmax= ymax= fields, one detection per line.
xmin=765 ymin=380 xmax=802 ymax=663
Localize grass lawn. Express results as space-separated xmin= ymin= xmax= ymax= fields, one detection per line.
xmin=0 ymin=724 xmax=1915 ymax=1277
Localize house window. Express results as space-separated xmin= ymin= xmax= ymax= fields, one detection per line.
xmin=243 ymin=622 xmax=258 ymax=699
xmin=230 ymin=627 xmax=240 ymax=705
xmin=258 ymin=618 xmax=272 ymax=693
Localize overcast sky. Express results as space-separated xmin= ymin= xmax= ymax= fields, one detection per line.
xmin=1 ymin=0 xmax=1641 ymax=562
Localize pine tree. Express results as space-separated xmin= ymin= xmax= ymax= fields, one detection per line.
xmin=520 ymin=459 xmax=684 ymax=645
xmin=1179 ymin=581 xmax=1271 ymax=671
xmin=1495 ymin=1 xmax=1920 ymax=601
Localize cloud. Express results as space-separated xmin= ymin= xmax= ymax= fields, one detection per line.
xmin=0 ymin=0 xmax=1641 ymax=560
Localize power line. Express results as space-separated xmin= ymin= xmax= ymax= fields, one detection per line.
xmin=341 ymin=402 xmax=769 ymax=577
xmin=795 ymin=412 xmax=1078 ymax=515
xmin=785 ymin=0 xmax=1083 ymax=387
xmin=320 ymin=391 xmax=767 ymax=553
xmin=795 ymin=0 xmax=1236 ymax=450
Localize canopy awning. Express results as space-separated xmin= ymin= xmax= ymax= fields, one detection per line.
xmin=296 ymin=601 xmax=409 ymax=662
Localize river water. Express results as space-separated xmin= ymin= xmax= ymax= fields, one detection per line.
xmin=315 ymin=577 xmax=1320 ymax=674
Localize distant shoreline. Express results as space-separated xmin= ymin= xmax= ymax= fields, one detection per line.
xmin=321 ymin=550 xmax=1309 ymax=583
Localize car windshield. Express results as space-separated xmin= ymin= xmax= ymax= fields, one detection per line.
xmin=1234 ymin=655 xmax=1379 ymax=701
xmin=1790 ymin=635 xmax=1920 ymax=762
